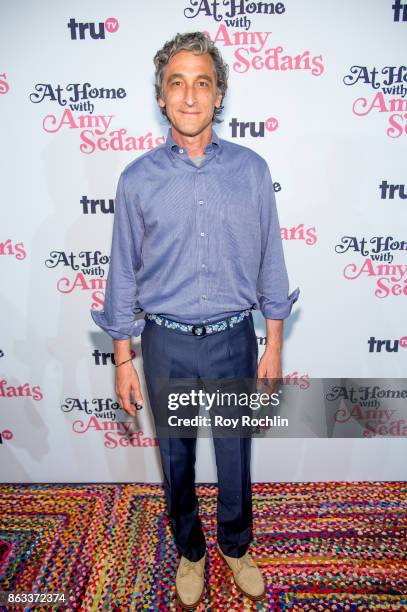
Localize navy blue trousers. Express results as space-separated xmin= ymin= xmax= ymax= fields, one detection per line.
xmin=141 ymin=313 xmax=258 ymax=562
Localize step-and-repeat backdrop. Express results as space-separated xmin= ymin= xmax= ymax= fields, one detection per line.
xmin=1 ymin=0 xmax=406 ymax=483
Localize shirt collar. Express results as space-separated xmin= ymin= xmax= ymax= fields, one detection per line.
xmin=165 ymin=126 xmax=222 ymax=160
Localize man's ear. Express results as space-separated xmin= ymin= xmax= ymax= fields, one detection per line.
xmin=158 ymin=97 xmax=166 ymax=109
xmin=215 ymin=93 xmax=222 ymax=109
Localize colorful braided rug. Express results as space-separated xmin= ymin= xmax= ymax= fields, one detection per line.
xmin=0 ymin=482 xmax=406 ymax=611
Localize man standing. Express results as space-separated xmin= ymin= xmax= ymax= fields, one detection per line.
xmin=91 ymin=32 xmax=299 ymax=609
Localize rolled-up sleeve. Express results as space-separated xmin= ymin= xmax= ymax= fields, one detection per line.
xmin=90 ymin=170 xmax=146 ymax=339
xmin=257 ymin=163 xmax=300 ymax=319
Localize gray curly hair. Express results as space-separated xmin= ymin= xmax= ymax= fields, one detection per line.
xmin=153 ymin=31 xmax=229 ymax=123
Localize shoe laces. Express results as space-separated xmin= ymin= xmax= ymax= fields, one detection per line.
xmin=235 ymin=553 xmax=257 ymax=576
xmin=179 ymin=557 xmax=204 ymax=579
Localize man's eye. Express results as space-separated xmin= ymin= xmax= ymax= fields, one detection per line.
xmin=171 ymin=81 xmax=182 ymax=87
xmin=198 ymin=81 xmax=208 ymax=87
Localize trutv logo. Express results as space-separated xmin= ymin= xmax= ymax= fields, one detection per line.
xmin=0 ymin=429 xmax=13 ymax=445
xmin=368 ymin=335 xmax=407 ymax=352
xmin=392 ymin=1 xmax=407 ymax=21
xmin=229 ymin=117 xmax=279 ymax=137
xmin=67 ymin=17 xmax=119 ymax=40
xmin=380 ymin=180 xmax=407 ymax=199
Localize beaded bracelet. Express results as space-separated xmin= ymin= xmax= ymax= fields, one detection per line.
xmin=115 ymin=357 xmax=133 ymax=368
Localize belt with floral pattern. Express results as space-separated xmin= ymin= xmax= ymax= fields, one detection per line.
xmin=145 ymin=309 xmax=252 ymax=336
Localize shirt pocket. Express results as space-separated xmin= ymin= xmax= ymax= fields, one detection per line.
xmin=220 ymin=193 xmax=261 ymax=242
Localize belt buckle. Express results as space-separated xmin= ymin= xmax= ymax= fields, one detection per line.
xmin=192 ymin=325 xmax=206 ymax=336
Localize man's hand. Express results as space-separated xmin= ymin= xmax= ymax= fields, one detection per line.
xmin=254 ymin=348 xmax=282 ymax=434
xmin=256 ymin=348 xmax=282 ymax=396
xmin=257 ymin=318 xmax=283 ymax=394
xmin=255 ymin=318 xmax=284 ymax=435
xmin=115 ymin=361 xmax=144 ymax=417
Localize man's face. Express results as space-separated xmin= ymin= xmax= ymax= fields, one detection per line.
xmin=159 ymin=50 xmax=222 ymax=137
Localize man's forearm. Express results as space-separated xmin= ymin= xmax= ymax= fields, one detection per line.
xmin=264 ymin=319 xmax=283 ymax=354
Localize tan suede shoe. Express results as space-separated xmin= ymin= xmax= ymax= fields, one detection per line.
xmin=217 ymin=544 xmax=266 ymax=601
xmin=175 ymin=554 xmax=206 ymax=609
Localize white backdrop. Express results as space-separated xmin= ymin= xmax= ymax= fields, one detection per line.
xmin=1 ymin=0 xmax=406 ymax=483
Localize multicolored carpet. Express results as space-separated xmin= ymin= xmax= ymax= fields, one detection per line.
xmin=0 ymin=482 xmax=406 ymax=610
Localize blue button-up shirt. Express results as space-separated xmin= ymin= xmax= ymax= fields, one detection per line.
xmin=91 ymin=128 xmax=299 ymax=340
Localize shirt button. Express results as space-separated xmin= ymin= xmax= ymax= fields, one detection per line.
xmin=200 ymin=232 xmax=205 ymax=237
xmin=179 ymin=148 xmax=184 ymax=154
xmin=198 ymin=200 xmax=204 ymax=205
xmin=201 ymin=294 xmax=207 ymax=300
xmin=201 ymin=263 xmax=206 ymax=269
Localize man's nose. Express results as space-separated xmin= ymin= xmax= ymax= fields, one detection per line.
xmin=183 ymin=84 xmax=197 ymax=106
